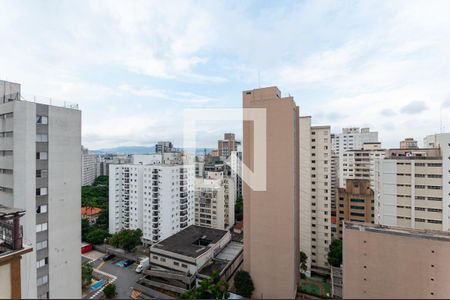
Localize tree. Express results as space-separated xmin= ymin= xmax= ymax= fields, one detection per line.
xmin=300 ymin=251 xmax=308 ymax=273
xmin=94 ymin=175 xmax=109 ymax=186
xmin=82 ymin=219 xmax=90 ymax=241
xmin=86 ymin=228 xmax=109 ymax=245
xmin=108 ymin=229 xmax=142 ymax=251
xmin=181 ymin=271 xmax=229 ymax=299
xmin=327 ymin=239 xmax=343 ymax=267
xmin=234 ymin=270 xmax=254 ymax=298
xmin=81 ymin=262 xmax=93 ymax=286
xmin=103 ymin=283 xmax=117 ymax=299
xmin=235 ymin=197 xmax=243 ymax=222
xmin=96 ymin=209 xmax=109 ymax=228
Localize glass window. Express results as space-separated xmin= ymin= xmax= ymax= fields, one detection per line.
xmin=36 ymin=134 xmax=48 ymax=142
xmin=36 ymin=115 xmax=48 ymax=124
xmin=37 ymin=205 xmax=47 ymax=214
xmin=36 ymin=152 xmax=48 ymax=160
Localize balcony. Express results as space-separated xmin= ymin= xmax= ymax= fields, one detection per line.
xmin=152 ymin=181 xmax=158 ymax=185
xmin=180 ymin=192 xmax=188 ymax=198
xmin=180 ymin=211 xmax=188 ymax=216
xmin=152 ymin=235 xmax=160 ymax=241
xmin=152 ymin=229 xmax=160 ymax=235
xmin=180 ymin=204 xmax=188 ymax=210
xmin=152 ymin=193 xmax=159 ymax=198
xmin=180 ymin=180 xmax=186 ymax=186
xmin=152 ymin=217 xmax=159 ymax=222
xmin=152 ymin=205 xmax=159 ymax=210
xmin=152 ymin=223 xmax=159 ymax=229
xmin=180 ymin=222 xmax=188 ymax=228
xmin=152 ymin=169 xmax=158 ymax=174
xmin=152 ymin=211 xmax=159 ymax=217
xmin=180 ymin=198 xmax=188 ymax=205
xmin=152 ymin=175 xmax=158 ymax=180
xmin=152 ymin=188 xmax=158 ymax=192
xmin=180 ymin=216 xmax=188 ymax=222
xmin=152 ymin=200 xmax=159 ymax=205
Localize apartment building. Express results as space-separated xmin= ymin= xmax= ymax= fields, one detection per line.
xmin=374 ymin=135 xmax=450 ymax=231
xmin=400 ymin=137 xmax=418 ymax=149
xmin=0 ymin=80 xmax=81 ymax=299
xmin=336 ymin=179 xmax=373 ymax=239
xmin=299 ymin=116 xmax=332 ymax=275
xmin=0 ymin=205 xmax=32 ymax=299
xmin=109 ymin=152 xmax=195 ymax=244
xmin=331 ymin=128 xmax=378 ymax=209
xmin=96 ymin=154 xmax=131 ymax=177
xmin=344 ymin=222 xmax=450 ymax=299
xmin=243 ymin=87 xmax=299 ymax=299
xmin=218 ymin=133 xmax=239 ymax=158
xmin=339 ymin=142 xmax=385 ymax=188
xmin=195 ymin=172 xmax=235 ymax=230
xmin=82 ymin=146 xmax=96 ymax=186
xmin=229 ymin=150 xmax=243 ymax=199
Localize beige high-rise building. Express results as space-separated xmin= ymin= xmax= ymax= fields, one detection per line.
xmin=299 ymin=117 xmax=332 ymax=275
xmin=344 ymin=222 xmax=450 ymax=299
xmin=400 ymin=137 xmax=418 ymax=149
xmin=336 ymin=179 xmax=373 ymax=239
xmin=218 ymin=133 xmax=239 ymax=158
xmin=243 ymin=87 xmax=299 ymax=299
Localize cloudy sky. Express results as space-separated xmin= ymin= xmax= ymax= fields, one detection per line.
xmin=1 ymin=0 xmax=450 ymax=149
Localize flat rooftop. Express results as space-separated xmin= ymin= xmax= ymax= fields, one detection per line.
xmin=0 ymin=204 xmax=25 ymax=219
xmin=345 ymin=222 xmax=450 ymax=242
xmin=151 ymin=225 xmax=228 ymax=258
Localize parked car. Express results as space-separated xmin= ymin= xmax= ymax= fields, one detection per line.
xmin=102 ymin=254 xmax=115 ymax=261
xmin=123 ymin=259 xmax=134 ymax=267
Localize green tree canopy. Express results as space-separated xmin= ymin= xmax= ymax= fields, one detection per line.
xmin=235 ymin=197 xmax=243 ymax=222
xmin=300 ymin=251 xmax=308 ymax=273
xmin=103 ymin=283 xmax=117 ymax=299
xmin=81 ymin=262 xmax=93 ymax=286
xmin=86 ymin=228 xmax=109 ymax=245
xmin=181 ymin=271 xmax=229 ymax=299
xmin=234 ymin=270 xmax=254 ymax=298
xmin=108 ymin=229 xmax=142 ymax=251
xmin=327 ymin=239 xmax=343 ymax=267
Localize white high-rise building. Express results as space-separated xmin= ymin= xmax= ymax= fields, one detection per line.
xmin=375 ymin=133 xmax=450 ymax=231
xmin=299 ymin=116 xmax=332 ymax=275
xmin=109 ymin=152 xmax=195 ymax=244
xmin=339 ymin=142 xmax=385 ymax=189
xmin=0 ymin=80 xmax=81 ymax=299
xmin=82 ymin=146 xmax=96 ymax=186
xmin=195 ymin=171 xmax=235 ymax=230
xmin=331 ymin=128 xmax=378 ymax=210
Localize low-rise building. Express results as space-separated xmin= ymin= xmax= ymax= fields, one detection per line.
xmin=81 ymin=207 xmax=102 ymax=225
xmin=344 ymin=222 xmax=450 ymax=299
xmin=135 ymin=225 xmax=243 ymax=297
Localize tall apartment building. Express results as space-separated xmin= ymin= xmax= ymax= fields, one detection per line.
xmin=82 ymin=146 xmax=96 ymax=186
xmin=339 ymin=142 xmax=385 ymax=188
xmin=109 ymin=152 xmax=195 ymax=244
xmin=194 ymin=171 xmax=235 ymax=230
xmin=299 ymin=116 xmax=332 ymax=275
xmin=218 ymin=133 xmax=239 ymax=158
xmin=155 ymin=141 xmax=173 ymax=153
xmin=331 ymin=128 xmax=378 ymax=209
xmin=374 ymin=135 xmax=450 ymax=231
xmin=336 ymin=179 xmax=373 ymax=239
xmin=96 ymin=154 xmax=132 ymax=177
xmin=344 ymin=222 xmax=450 ymax=299
xmin=0 ymin=80 xmax=81 ymax=299
xmin=229 ymin=150 xmax=243 ymax=199
xmin=243 ymin=87 xmax=299 ymax=299
xmin=400 ymin=137 xmax=418 ymax=149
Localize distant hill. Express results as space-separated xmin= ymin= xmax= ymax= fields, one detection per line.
xmin=92 ymin=146 xmax=214 ymax=155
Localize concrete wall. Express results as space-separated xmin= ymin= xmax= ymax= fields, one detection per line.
xmin=48 ymin=105 xmax=81 ymax=299
xmin=344 ymin=222 xmax=450 ymax=299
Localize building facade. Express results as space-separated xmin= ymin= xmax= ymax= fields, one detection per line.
xmin=0 ymin=80 xmax=81 ymax=299
xmin=344 ymin=222 xmax=450 ymax=299
xmin=374 ymin=136 xmax=450 ymax=231
xmin=400 ymin=137 xmax=418 ymax=149
xmin=243 ymin=87 xmax=299 ymax=299
xmin=82 ymin=146 xmax=96 ymax=186
xmin=339 ymin=142 xmax=385 ymax=189
xmin=195 ymin=172 xmax=235 ymax=230
xmin=109 ymin=153 xmax=195 ymax=244
xmin=218 ymin=133 xmax=239 ymax=158
xmin=336 ymin=179 xmax=373 ymax=239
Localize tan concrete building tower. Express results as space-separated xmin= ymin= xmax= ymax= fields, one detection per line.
xmin=243 ymin=87 xmax=299 ymax=299
xmin=336 ymin=179 xmax=373 ymax=239
xmin=218 ymin=133 xmax=239 ymax=158
xmin=344 ymin=222 xmax=450 ymax=299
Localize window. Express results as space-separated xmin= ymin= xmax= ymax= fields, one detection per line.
xmin=36 ymin=134 xmax=48 ymax=142
xmin=37 ymin=275 xmax=48 ymax=286
xmin=37 ymin=258 xmax=48 ymax=268
xmin=36 ymin=240 xmax=48 ymax=250
xmin=36 ymin=187 xmax=48 ymax=196
xmin=36 ymin=223 xmax=48 ymax=232
xmin=37 ymin=205 xmax=47 ymax=214
xmin=36 ymin=115 xmax=48 ymax=124
xmin=173 ymin=261 xmax=180 ymax=266
xmin=181 ymin=264 xmax=188 ymax=268
xmin=36 ymin=152 xmax=48 ymax=160
xmin=36 ymin=170 xmax=48 ymax=178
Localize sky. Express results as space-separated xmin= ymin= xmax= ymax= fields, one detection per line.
xmin=1 ymin=0 xmax=450 ymax=149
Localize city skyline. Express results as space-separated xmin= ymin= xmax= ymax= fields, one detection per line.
xmin=1 ymin=1 xmax=450 ymax=149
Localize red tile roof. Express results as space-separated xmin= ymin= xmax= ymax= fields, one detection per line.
xmin=81 ymin=207 xmax=102 ymax=216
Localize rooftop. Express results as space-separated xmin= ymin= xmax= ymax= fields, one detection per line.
xmin=81 ymin=207 xmax=102 ymax=216
xmin=345 ymin=221 xmax=450 ymax=242
xmin=151 ymin=225 xmax=228 ymax=258
xmin=0 ymin=205 xmax=25 ymax=219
